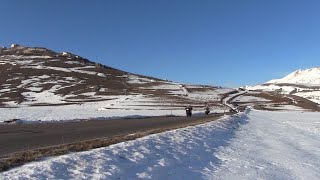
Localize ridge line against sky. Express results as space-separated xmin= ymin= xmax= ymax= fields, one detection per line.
xmin=1 ymin=0 xmax=320 ymax=87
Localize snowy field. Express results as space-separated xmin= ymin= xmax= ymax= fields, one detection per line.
xmin=232 ymin=95 xmax=271 ymax=102
xmin=2 ymin=109 xmax=320 ymax=179
xmin=0 ymin=94 xmax=227 ymax=122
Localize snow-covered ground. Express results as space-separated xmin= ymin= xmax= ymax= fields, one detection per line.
xmin=295 ymin=91 xmax=320 ymax=104
xmin=232 ymin=95 xmax=271 ymax=102
xmin=246 ymin=85 xmax=320 ymax=104
xmin=0 ymin=94 xmax=228 ymax=122
xmin=2 ymin=109 xmax=319 ymax=179
xmin=244 ymin=67 xmax=320 ymax=104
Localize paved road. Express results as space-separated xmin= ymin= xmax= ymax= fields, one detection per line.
xmin=0 ymin=114 xmax=224 ymax=156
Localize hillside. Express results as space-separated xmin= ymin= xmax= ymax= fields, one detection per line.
xmin=0 ymin=44 xmax=234 ymax=122
xmin=245 ymin=67 xmax=320 ymax=104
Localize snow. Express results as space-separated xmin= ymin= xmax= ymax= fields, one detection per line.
xmin=25 ymin=87 xmax=43 ymax=92
xmin=246 ymin=67 xmax=320 ymax=104
xmin=22 ymin=85 xmax=65 ymax=105
xmin=294 ymin=91 xmax=320 ymax=104
xmin=146 ymin=84 xmax=181 ymax=90
xmin=0 ymin=94 xmax=224 ymax=122
xmin=97 ymin=73 xmax=107 ymax=77
xmin=246 ymin=84 xmax=297 ymax=93
xmin=142 ymin=83 xmax=233 ymax=102
xmin=232 ymin=95 xmax=271 ymax=102
xmin=64 ymin=61 xmax=80 ymax=65
xmin=2 ymin=109 xmax=320 ymax=179
xmin=187 ymin=89 xmax=234 ymax=102
xmin=64 ymin=77 xmax=77 ymax=81
xmin=0 ymin=55 xmax=51 ymax=60
xmin=246 ymin=84 xmax=320 ymax=104
xmin=264 ymin=104 xmax=305 ymax=111
xmin=268 ymin=67 xmax=320 ymax=85
xmin=127 ymin=75 xmax=156 ymax=84
xmin=0 ymin=89 xmax=10 ymax=93
xmin=209 ymin=110 xmax=320 ymax=179
xmin=222 ymin=91 xmax=245 ymax=110
xmin=26 ymin=65 xmax=98 ymax=76
xmin=0 ymin=74 xmax=230 ymax=122
xmin=3 ymin=101 xmax=18 ymax=106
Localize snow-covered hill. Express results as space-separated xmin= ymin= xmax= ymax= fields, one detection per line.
xmin=267 ymin=67 xmax=320 ymax=85
xmin=245 ymin=67 xmax=320 ymax=104
xmin=0 ymin=44 xmax=234 ymax=122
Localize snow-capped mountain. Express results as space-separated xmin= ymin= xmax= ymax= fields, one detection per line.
xmin=267 ymin=67 xmax=320 ymax=85
xmin=0 ymin=44 xmax=234 ymax=122
xmin=245 ymin=67 xmax=320 ymax=104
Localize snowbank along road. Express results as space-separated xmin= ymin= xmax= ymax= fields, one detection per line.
xmin=1 ymin=109 xmax=319 ymax=179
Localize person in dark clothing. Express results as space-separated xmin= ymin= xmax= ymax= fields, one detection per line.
xmin=185 ymin=105 xmax=193 ymax=117
xmin=204 ymin=103 xmax=210 ymax=115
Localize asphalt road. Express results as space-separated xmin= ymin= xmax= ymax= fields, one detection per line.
xmin=0 ymin=113 xmax=224 ymax=157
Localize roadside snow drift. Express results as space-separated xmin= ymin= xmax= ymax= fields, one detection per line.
xmin=2 ymin=109 xmax=320 ymax=179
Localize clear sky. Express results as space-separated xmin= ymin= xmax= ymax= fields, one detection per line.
xmin=1 ymin=0 xmax=320 ymax=87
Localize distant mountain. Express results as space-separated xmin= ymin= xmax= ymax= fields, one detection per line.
xmin=267 ymin=67 xmax=320 ymax=85
xmin=0 ymin=44 xmax=233 ymax=109
xmin=245 ymin=67 xmax=320 ymax=104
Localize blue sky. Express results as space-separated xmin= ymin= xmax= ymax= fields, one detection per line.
xmin=1 ymin=0 xmax=320 ymax=87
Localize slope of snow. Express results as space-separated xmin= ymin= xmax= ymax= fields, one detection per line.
xmin=246 ymin=84 xmax=297 ymax=93
xmin=246 ymin=84 xmax=320 ymax=104
xmin=232 ymin=95 xmax=271 ymax=102
xmin=186 ymin=88 xmax=234 ymax=102
xmin=267 ymin=67 xmax=320 ymax=85
xmin=294 ymin=91 xmax=320 ymax=104
xmin=246 ymin=67 xmax=320 ymax=104
xmin=23 ymin=65 xmax=98 ymax=76
xmin=127 ymin=75 xmax=156 ymax=84
xmin=2 ymin=109 xmax=319 ymax=179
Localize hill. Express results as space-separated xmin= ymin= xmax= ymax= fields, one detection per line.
xmin=244 ymin=67 xmax=320 ymax=104
xmin=0 ymin=44 xmax=234 ymax=122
